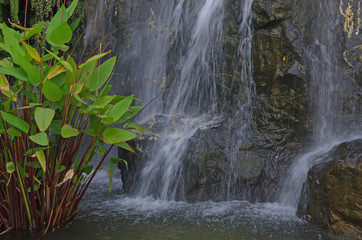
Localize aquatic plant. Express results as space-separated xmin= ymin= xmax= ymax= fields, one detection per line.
xmin=0 ymin=0 xmax=145 ymax=233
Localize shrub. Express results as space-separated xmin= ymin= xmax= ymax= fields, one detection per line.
xmin=0 ymin=0 xmax=144 ymax=232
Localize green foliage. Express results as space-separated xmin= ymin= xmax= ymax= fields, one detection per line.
xmin=0 ymin=0 xmax=147 ymax=232
xmin=9 ymin=0 xmax=18 ymax=21
xmin=0 ymin=0 xmax=19 ymax=22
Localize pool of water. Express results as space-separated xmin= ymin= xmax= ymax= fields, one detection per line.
xmin=3 ymin=178 xmax=351 ymax=240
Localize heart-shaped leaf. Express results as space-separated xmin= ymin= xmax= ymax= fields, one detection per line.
xmin=61 ymin=124 xmax=79 ymax=138
xmin=35 ymin=107 xmax=55 ymax=132
xmin=6 ymin=162 xmax=15 ymax=173
xmin=29 ymin=132 xmax=49 ymax=146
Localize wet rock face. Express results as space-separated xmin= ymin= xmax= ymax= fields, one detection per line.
xmin=298 ymin=139 xmax=362 ymax=238
xmin=183 ymin=124 xmax=229 ymax=202
xmin=119 ymin=0 xmax=310 ymax=201
xmin=250 ymin=0 xmax=310 ymax=195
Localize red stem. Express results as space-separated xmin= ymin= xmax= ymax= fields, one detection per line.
xmin=24 ymin=0 xmax=28 ymax=28
xmin=0 ymin=211 xmax=10 ymax=229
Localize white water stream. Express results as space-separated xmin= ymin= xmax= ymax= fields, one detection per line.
xmin=278 ymin=0 xmax=362 ymax=208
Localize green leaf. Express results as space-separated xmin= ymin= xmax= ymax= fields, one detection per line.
xmin=10 ymin=46 xmax=40 ymax=86
xmin=73 ymin=157 xmax=80 ymax=172
xmin=43 ymin=48 xmax=73 ymax=72
xmin=2 ymin=23 xmax=24 ymax=56
xmin=99 ymin=85 xmax=112 ymax=98
xmin=0 ymin=67 xmax=28 ymax=81
xmin=97 ymin=142 xmax=106 ymax=156
xmin=50 ymin=120 xmax=62 ymax=135
xmin=65 ymin=56 xmax=77 ymax=84
xmin=97 ymin=114 xmax=114 ymax=125
xmin=70 ymin=83 xmax=84 ymax=95
xmin=33 ymin=176 xmax=41 ymax=184
xmin=124 ymin=122 xmax=145 ymax=136
xmin=114 ymin=106 xmax=142 ymax=124
xmin=72 ymin=175 xmax=78 ymax=184
xmin=6 ymin=162 xmax=15 ymax=173
xmin=22 ymin=23 xmax=44 ymax=40
xmin=46 ymin=6 xmax=69 ymax=47
xmin=109 ymin=161 xmax=116 ymax=175
xmin=79 ymin=51 xmax=110 ymax=69
xmin=29 ymin=132 xmax=49 ymax=146
xmin=35 ymin=150 xmax=46 ymax=172
xmin=103 ymin=128 xmax=136 ymax=144
xmin=46 ymin=64 xmax=67 ymax=80
xmin=7 ymin=128 xmax=21 ymax=137
xmin=18 ymin=164 xmax=29 ymax=178
xmin=1 ymin=88 xmax=21 ymax=112
xmin=83 ymin=165 xmax=93 ymax=175
xmin=56 ymin=159 xmax=66 ymax=173
xmin=92 ymin=95 xmax=115 ymax=109
xmin=87 ymin=56 xmax=116 ymax=91
xmin=70 ymin=17 xmax=81 ymax=32
xmin=42 ymin=79 xmax=63 ymax=102
xmin=22 ymin=41 xmax=44 ymax=66
xmin=61 ymin=124 xmax=79 ymax=138
xmin=115 ymin=141 xmax=135 ymax=154
xmin=9 ymin=21 xmax=44 ymax=41
xmin=110 ymin=157 xmax=124 ymax=164
xmin=27 ymin=183 xmax=40 ymax=192
xmin=106 ymin=95 xmax=134 ymax=124
xmin=73 ymin=94 xmax=87 ymax=104
xmin=49 ymin=22 xmax=73 ymax=45
xmin=35 ymin=107 xmax=55 ymax=132
xmin=66 ymin=0 xmax=79 ymax=17
xmin=0 ymin=58 xmax=13 ymax=68
xmin=42 ymin=51 xmax=59 ymax=62
xmin=0 ymin=110 xmax=29 ymax=133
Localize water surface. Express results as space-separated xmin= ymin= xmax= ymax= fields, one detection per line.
xmin=5 ymin=179 xmax=345 ymax=240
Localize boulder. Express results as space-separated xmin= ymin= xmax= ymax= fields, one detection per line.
xmin=298 ymin=139 xmax=362 ymax=238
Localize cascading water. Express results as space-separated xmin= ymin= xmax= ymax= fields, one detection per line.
xmin=278 ymin=0 xmax=362 ymax=208
xmin=117 ymin=0 xmax=226 ymax=200
xmin=225 ymin=0 xmax=255 ymax=200
xmin=83 ymin=0 xmax=360 ymax=217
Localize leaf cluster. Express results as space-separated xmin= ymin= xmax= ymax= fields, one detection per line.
xmin=0 ymin=0 xmax=147 ymax=232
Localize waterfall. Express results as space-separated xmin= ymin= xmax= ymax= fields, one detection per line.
xmin=116 ymin=0 xmax=226 ymax=200
xmin=278 ymin=0 xmax=362 ymax=208
xmin=225 ymin=0 xmax=255 ymax=200
xmin=84 ymin=0 xmax=360 ymax=206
